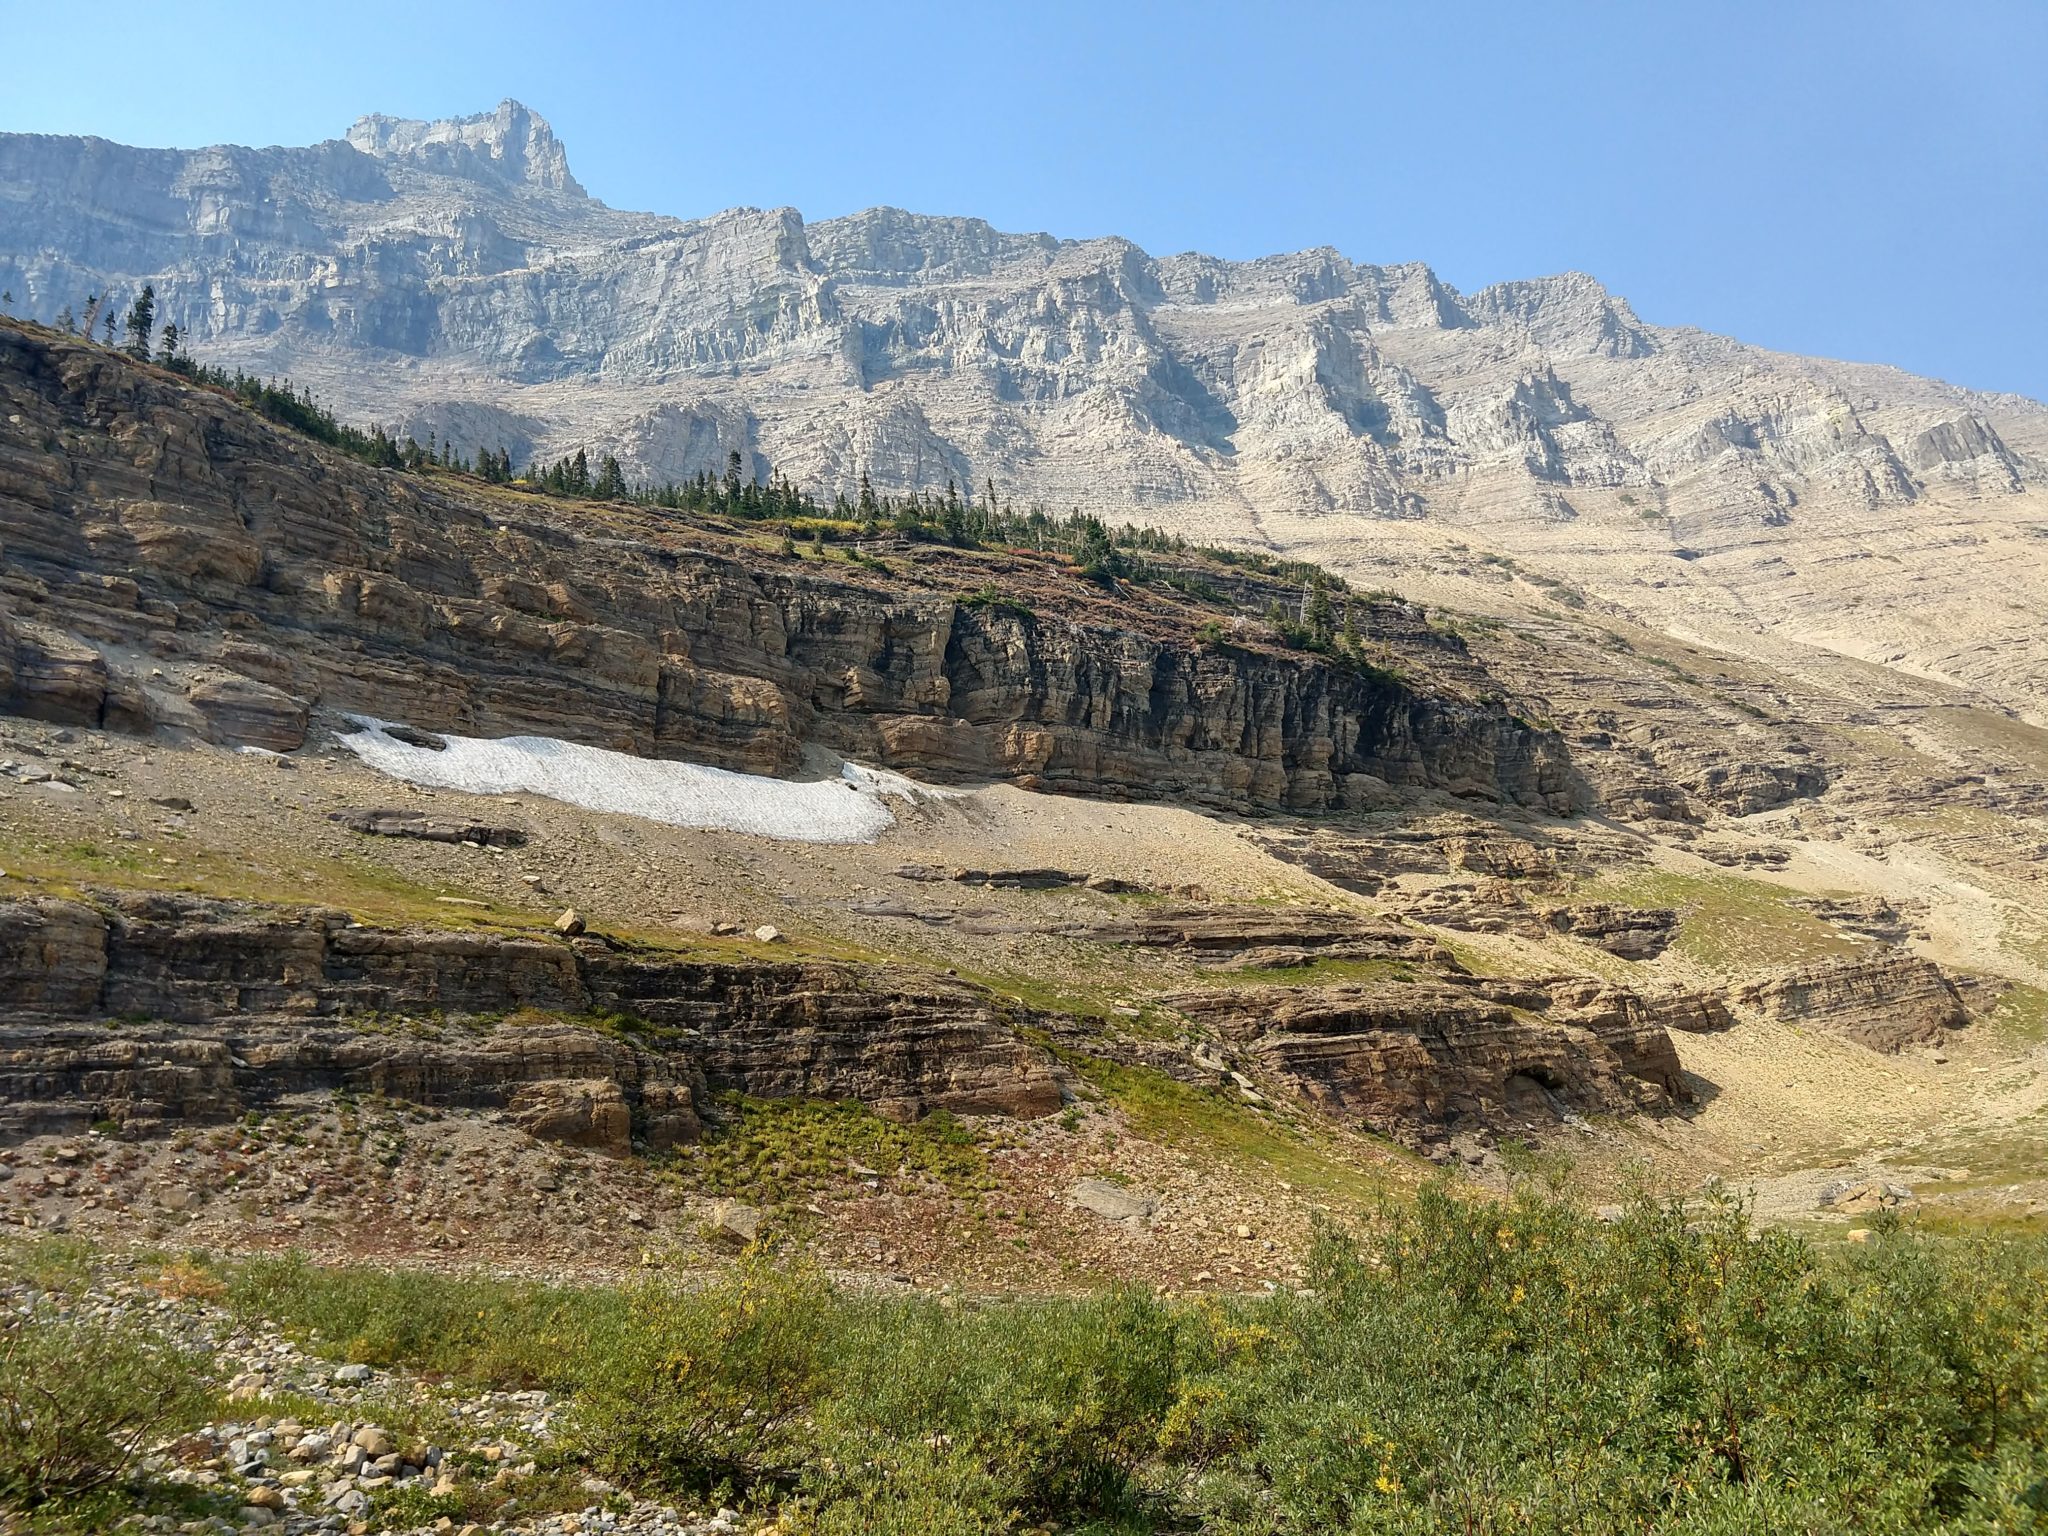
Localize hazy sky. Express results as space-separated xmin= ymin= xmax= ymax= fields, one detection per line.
xmin=7 ymin=0 xmax=2043 ymax=399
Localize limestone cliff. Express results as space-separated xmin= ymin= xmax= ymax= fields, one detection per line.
xmin=0 ymin=321 xmax=1573 ymax=816
xmin=4 ymin=104 xmax=2043 ymax=720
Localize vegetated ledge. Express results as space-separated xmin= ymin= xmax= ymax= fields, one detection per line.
xmin=0 ymin=890 xmax=1068 ymax=1146
xmin=0 ymin=889 xmax=1709 ymax=1156
xmin=0 ymin=320 xmax=1578 ymax=817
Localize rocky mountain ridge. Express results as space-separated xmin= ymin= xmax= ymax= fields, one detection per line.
xmin=4 ymin=103 xmax=2044 ymax=723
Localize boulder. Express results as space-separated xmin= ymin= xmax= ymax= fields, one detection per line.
xmin=1070 ymin=1178 xmax=1159 ymax=1224
xmin=509 ymin=1078 xmax=632 ymax=1155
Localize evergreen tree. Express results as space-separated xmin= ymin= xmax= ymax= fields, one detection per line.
xmin=594 ymin=454 xmax=626 ymax=500
xmin=941 ymin=479 xmax=967 ymax=545
xmin=570 ymin=448 xmax=591 ymax=495
xmin=102 ymin=309 xmax=118 ymax=345
xmin=56 ymin=306 xmax=74 ymax=334
xmin=158 ymin=322 xmax=180 ymax=368
xmin=1340 ymin=600 xmax=1359 ymax=652
xmin=1306 ymin=572 xmax=1334 ymax=642
xmin=724 ymin=449 xmax=744 ymax=501
xmin=79 ymin=294 xmax=101 ymax=339
xmin=123 ymin=285 xmax=155 ymax=360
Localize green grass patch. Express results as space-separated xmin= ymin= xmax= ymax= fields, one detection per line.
xmin=1062 ymin=1053 xmax=1391 ymax=1202
xmin=665 ymin=1095 xmax=996 ymax=1207
xmin=1984 ymin=981 xmax=2048 ymax=1046
xmin=1183 ymin=956 xmax=1420 ymax=989
xmin=1577 ymin=868 xmax=1861 ymax=972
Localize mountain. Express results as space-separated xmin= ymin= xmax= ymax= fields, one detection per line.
xmin=4 ymin=107 xmax=2048 ymax=1529
xmin=3 ymin=102 xmax=2044 ymax=727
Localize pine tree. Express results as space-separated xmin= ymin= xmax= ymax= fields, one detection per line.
xmin=158 ymin=322 xmax=180 ymax=367
xmin=1307 ymin=572 xmax=1334 ymax=642
xmin=123 ymin=285 xmax=156 ymax=360
xmin=1340 ymin=600 xmax=1359 ymax=652
xmin=102 ymin=309 xmax=118 ymax=345
xmin=942 ymin=479 xmax=967 ymax=545
xmin=594 ymin=454 xmax=626 ymax=500
xmin=80 ymin=294 xmax=101 ymax=339
xmin=570 ymin=448 xmax=591 ymax=495
xmin=56 ymin=306 xmax=74 ymax=334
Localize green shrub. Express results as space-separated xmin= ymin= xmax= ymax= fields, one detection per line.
xmin=0 ymin=1309 xmax=207 ymax=1510
xmin=567 ymin=1252 xmax=832 ymax=1498
xmin=805 ymin=1287 xmax=1184 ymax=1525
xmin=1167 ymin=1189 xmax=2048 ymax=1533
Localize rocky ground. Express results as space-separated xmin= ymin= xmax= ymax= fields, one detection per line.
xmin=6 ymin=1258 xmax=744 ymax=1534
xmin=3 ymin=692 xmax=2046 ymax=1281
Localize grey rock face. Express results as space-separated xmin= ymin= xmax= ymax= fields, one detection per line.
xmin=3 ymin=103 xmax=2044 ymax=719
xmin=0 ymin=102 xmax=2032 ymax=523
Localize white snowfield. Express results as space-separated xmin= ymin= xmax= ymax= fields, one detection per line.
xmin=335 ymin=719 xmax=951 ymax=844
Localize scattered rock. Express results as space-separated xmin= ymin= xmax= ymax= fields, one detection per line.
xmin=331 ymin=807 xmax=528 ymax=848
xmin=1070 ymin=1178 xmax=1159 ymax=1224
xmin=705 ymin=1199 xmax=763 ymax=1247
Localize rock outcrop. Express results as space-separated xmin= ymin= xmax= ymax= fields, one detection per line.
xmin=1539 ymin=902 xmax=1679 ymax=959
xmin=0 ymin=323 xmax=1573 ymax=817
xmin=1729 ymin=956 xmax=1969 ymax=1052
xmin=0 ymin=892 xmax=1067 ymax=1141
xmin=1164 ymin=973 xmax=1692 ymax=1146
xmin=330 ymin=808 xmax=530 ymax=848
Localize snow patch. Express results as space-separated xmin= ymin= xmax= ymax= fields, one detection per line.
xmin=335 ymin=720 xmax=949 ymax=844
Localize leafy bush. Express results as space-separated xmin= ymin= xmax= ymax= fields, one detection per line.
xmin=0 ymin=1309 xmax=207 ymax=1510
xmin=802 ymin=1286 xmax=1184 ymax=1526
xmin=567 ymin=1253 xmax=832 ymax=1498
xmin=205 ymin=1189 xmax=2048 ymax=1534
xmin=1169 ymin=1190 xmax=2048 ymax=1533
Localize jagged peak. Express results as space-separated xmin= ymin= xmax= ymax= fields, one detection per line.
xmin=1464 ymin=271 xmax=1654 ymax=358
xmin=345 ymin=99 xmax=584 ymax=197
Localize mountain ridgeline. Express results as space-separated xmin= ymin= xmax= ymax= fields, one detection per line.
xmin=6 ymin=101 xmax=2045 ymax=729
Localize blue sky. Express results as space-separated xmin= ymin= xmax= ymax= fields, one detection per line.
xmin=7 ymin=0 xmax=2043 ymax=400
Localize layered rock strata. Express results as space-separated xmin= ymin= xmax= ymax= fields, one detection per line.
xmin=0 ymin=892 xmax=1067 ymax=1141
xmin=1729 ymin=956 xmax=1969 ymax=1052
xmin=1164 ymin=974 xmax=1705 ymax=1145
xmin=0 ymin=323 xmax=1573 ymax=817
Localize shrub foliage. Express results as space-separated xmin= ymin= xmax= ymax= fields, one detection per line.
xmin=16 ymin=1186 xmax=2048 ymax=1531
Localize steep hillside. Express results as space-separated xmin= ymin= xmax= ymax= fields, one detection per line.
xmin=5 ymin=102 xmax=2045 ymax=726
